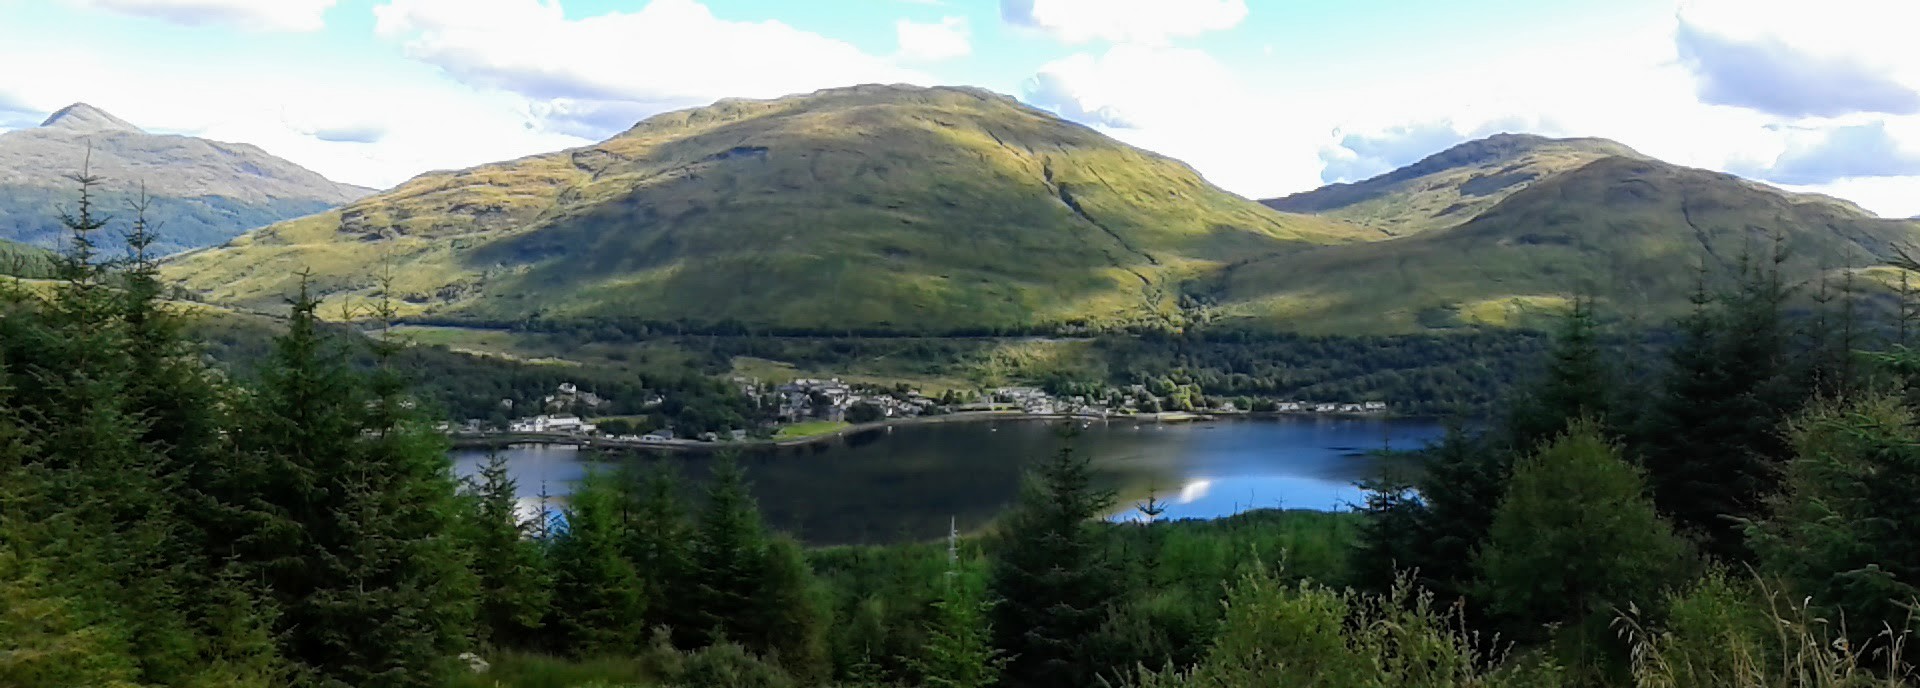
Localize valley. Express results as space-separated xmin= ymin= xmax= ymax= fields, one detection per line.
xmin=127 ymin=84 xmax=1920 ymax=446
xmin=15 ymin=1 xmax=1920 ymax=685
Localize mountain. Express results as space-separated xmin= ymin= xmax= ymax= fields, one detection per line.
xmin=0 ymin=103 xmax=373 ymax=254
xmin=163 ymin=84 xmax=1376 ymax=332
xmin=1220 ymin=155 xmax=1920 ymax=333
xmin=1263 ymin=134 xmax=1646 ymax=236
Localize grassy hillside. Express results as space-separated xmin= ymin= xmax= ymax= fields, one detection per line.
xmin=1222 ymin=156 xmax=1920 ymax=333
xmin=1263 ymin=134 xmax=1644 ymax=236
xmin=0 ymin=238 xmax=53 ymax=278
xmin=164 ymin=84 xmax=1377 ymax=332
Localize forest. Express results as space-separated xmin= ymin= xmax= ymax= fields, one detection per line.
xmin=7 ymin=179 xmax=1920 ymax=688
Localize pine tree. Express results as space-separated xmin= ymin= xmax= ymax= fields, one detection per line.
xmin=692 ymin=455 xmax=772 ymax=644
xmin=1476 ymin=421 xmax=1692 ymax=676
xmin=916 ymin=558 xmax=1006 ymax=688
xmin=620 ymin=461 xmax=697 ymax=643
xmin=459 ymin=451 xmax=551 ymax=651
xmin=1352 ymin=424 xmax=1506 ymax=606
xmin=1506 ymin=295 xmax=1613 ymax=451
xmin=756 ymin=536 xmax=829 ymax=680
xmin=547 ymin=470 xmax=647 ymax=657
xmin=1750 ymin=395 xmax=1920 ymax=648
xmin=688 ymin=455 xmax=826 ymax=675
xmin=225 ymin=280 xmax=476 ymax=687
xmin=1639 ymin=252 xmax=1801 ymax=563
xmin=988 ymin=431 xmax=1119 ymax=688
xmin=1349 ymin=469 xmax=1429 ymax=595
xmin=0 ymin=167 xmax=201 ymax=683
xmin=114 ymin=185 xmax=254 ymax=679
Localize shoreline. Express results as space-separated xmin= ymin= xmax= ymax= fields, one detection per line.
xmin=448 ymin=409 xmax=1406 ymax=454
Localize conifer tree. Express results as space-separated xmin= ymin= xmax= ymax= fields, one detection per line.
xmin=547 ymin=470 xmax=647 ymax=657
xmin=916 ymin=557 xmax=1006 ymax=688
xmin=1 ymin=167 xmax=201 ymax=683
xmin=1352 ymin=424 xmax=1506 ymax=607
xmin=459 ymin=451 xmax=551 ymax=650
xmin=1476 ymin=421 xmax=1692 ymax=675
xmin=620 ymin=461 xmax=697 ymax=642
xmin=1750 ymin=396 xmax=1920 ymax=647
xmin=692 ymin=455 xmax=772 ymax=642
xmin=0 ymin=356 xmax=142 ymax=688
xmin=988 ymin=432 xmax=1119 ymax=688
xmin=760 ymin=536 xmax=830 ymax=679
xmin=1639 ymin=251 xmax=1801 ymax=563
xmin=1349 ymin=469 xmax=1429 ymax=594
xmin=1506 ymin=295 xmax=1613 ymax=450
xmin=689 ymin=455 xmax=827 ymax=675
xmin=226 ymin=280 xmax=475 ymax=687
xmin=114 ymin=187 xmax=253 ymax=674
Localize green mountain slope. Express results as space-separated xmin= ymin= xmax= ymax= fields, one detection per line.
xmin=164 ymin=84 xmax=1377 ymax=332
xmin=1221 ymin=155 xmax=1920 ymax=333
xmin=1263 ymin=134 xmax=1645 ymax=236
xmin=0 ymin=103 xmax=372 ymax=254
xmin=0 ymin=238 xmax=53 ymax=278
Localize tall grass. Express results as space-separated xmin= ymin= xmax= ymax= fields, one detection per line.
xmin=1618 ymin=572 xmax=1916 ymax=688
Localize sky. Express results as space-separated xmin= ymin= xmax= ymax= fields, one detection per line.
xmin=3 ymin=0 xmax=1918 ymax=217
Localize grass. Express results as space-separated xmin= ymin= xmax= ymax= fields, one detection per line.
xmin=775 ymin=420 xmax=850 ymax=439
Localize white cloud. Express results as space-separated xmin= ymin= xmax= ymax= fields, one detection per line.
xmin=1000 ymin=0 xmax=1246 ymax=45
xmin=71 ymin=0 xmax=336 ymax=32
xmin=1784 ymin=176 xmax=1920 ymax=219
xmin=1024 ymin=45 xmax=1242 ymax=130
xmin=374 ymin=0 xmax=927 ymax=139
xmin=895 ymin=16 xmax=970 ymax=61
xmin=1022 ymin=44 xmax=1329 ymax=196
xmin=1677 ymin=0 xmax=1920 ymax=93
xmin=1742 ymin=120 xmax=1920 ymax=185
xmin=1675 ymin=0 xmax=1920 ymax=118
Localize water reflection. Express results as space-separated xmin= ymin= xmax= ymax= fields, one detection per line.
xmin=451 ymin=417 xmax=1443 ymax=545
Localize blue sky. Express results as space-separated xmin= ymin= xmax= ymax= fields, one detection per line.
xmin=2 ymin=0 xmax=1918 ymax=216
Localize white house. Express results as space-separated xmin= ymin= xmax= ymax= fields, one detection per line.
xmin=509 ymin=415 xmax=597 ymax=434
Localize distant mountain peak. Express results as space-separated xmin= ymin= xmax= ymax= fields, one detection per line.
xmin=1262 ymin=133 xmax=1649 ymax=235
xmin=1400 ymin=133 xmax=1642 ymax=177
xmin=40 ymin=103 xmax=145 ymax=135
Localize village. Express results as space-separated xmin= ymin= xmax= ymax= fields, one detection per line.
xmin=459 ymin=377 xmax=1392 ymax=447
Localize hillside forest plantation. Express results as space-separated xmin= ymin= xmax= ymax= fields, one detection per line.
xmin=11 ymin=125 xmax=1920 ymax=688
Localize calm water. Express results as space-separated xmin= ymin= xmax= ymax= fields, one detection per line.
xmin=451 ymin=417 xmax=1444 ymax=545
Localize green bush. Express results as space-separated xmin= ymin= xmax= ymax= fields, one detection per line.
xmin=1131 ymin=566 xmax=1562 ymax=687
xmin=675 ymin=642 xmax=794 ymax=688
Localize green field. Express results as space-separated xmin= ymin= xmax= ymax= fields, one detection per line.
xmin=774 ymin=420 xmax=851 ymax=439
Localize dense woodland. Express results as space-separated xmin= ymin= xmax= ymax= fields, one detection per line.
xmin=9 ymin=178 xmax=1920 ymax=688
